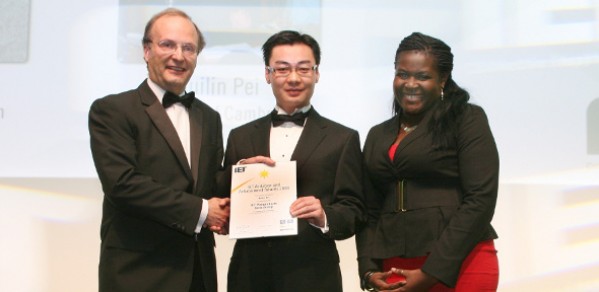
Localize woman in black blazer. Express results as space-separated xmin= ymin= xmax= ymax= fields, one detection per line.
xmin=356 ymin=32 xmax=500 ymax=291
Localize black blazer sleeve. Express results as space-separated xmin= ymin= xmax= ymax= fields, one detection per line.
xmin=321 ymin=128 xmax=366 ymax=240
xmin=421 ymin=106 xmax=499 ymax=286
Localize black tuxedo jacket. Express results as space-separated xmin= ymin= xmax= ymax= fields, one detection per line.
xmin=220 ymin=108 xmax=365 ymax=292
xmin=89 ymin=80 xmax=223 ymax=292
xmin=356 ymin=104 xmax=499 ymax=287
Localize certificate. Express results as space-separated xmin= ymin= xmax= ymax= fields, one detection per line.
xmin=229 ymin=161 xmax=298 ymax=239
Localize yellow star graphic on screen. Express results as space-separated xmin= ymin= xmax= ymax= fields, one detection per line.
xmin=260 ymin=170 xmax=269 ymax=178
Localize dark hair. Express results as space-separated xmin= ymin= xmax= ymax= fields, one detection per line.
xmin=262 ymin=30 xmax=321 ymax=66
xmin=393 ymin=32 xmax=470 ymax=146
xmin=141 ymin=8 xmax=206 ymax=53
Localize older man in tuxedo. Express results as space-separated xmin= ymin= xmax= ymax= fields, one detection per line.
xmin=89 ymin=8 xmax=228 ymax=292
xmin=220 ymin=30 xmax=365 ymax=292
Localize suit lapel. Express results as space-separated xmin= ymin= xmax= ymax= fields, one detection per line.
xmin=140 ymin=82 xmax=193 ymax=180
xmin=250 ymin=117 xmax=271 ymax=156
xmin=393 ymin=111 xmax=431 ymax=162
xmin=250 ymin=108 xmax=327 ymax=169
xmin=291 ymin=109 xmax=327 ymax=171
xmin=189 ymin=103 xmax=203 ymax=191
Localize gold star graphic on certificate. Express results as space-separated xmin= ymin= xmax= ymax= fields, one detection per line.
xmin=260 ymin=169 xmax=269 ymax=178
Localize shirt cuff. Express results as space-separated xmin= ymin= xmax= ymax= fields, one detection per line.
xmin=195 ymin=198 xmax=209 ymax=233
xmin=309 ymin=213 xmax=329 ymax=233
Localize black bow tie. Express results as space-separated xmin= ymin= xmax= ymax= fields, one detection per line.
xmin=163 ymin=91 xmax=195 ymax=108
xmin=271 ymin=110 xmax=308 ymax=127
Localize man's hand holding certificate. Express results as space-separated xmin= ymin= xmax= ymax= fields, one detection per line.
xmin=229 ymin=161 xmax=298 ymax=239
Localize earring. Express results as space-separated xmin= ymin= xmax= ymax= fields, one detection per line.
xmin=441 ymin=90 xmax=444 ymax=101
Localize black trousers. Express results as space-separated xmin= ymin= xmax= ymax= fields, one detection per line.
xmin=190 ymin=244 xmax=207 ymax=292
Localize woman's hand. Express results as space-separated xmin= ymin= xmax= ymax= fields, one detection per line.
xmin=390 ymin=268 xmax=438 ymax=292
xmin=367 ymin=270 xmax=405 ymax=291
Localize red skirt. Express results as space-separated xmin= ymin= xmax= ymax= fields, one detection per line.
xmin=383 ymin=240 xmax=499 ymax=292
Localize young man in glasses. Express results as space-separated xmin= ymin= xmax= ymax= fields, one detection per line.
xmin=219 ymin=30 xmax=366 ymax=292
xmin=89 ymin=8 xmax=229 ymax=292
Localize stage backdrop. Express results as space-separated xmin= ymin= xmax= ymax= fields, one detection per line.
xmin=1 ymin=0 xmax=598 ymax=291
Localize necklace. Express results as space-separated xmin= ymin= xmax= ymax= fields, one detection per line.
xmin=401 ymin=123 xmax=418 ymax=134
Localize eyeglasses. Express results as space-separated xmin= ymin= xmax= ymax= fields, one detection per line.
xmin=266 ymin=65 xmax=318 ymax=77
xmin=146 ymin=39 xmax=198 ymax=57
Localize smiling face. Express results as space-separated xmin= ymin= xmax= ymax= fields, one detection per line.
xmin=143 ymin=14 xmax=199 ymax=94
xmin=394 ymin=50 xmax=446 ymax=117
xmin=265 ymin=44 xmax=319 ymax=113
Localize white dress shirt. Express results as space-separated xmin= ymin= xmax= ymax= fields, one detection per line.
xmin=269 ymin=104 xmax=311 ymax=162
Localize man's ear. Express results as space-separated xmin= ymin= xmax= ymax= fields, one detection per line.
xmin=265 ymin=68 xmax=271 ymax=84
xmin=143 ymin=45 xmax=150 ymax=63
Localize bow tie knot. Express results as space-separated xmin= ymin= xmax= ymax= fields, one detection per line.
xmin=163 ymin=91 xmax=195 ymax=108
xmin=271 ymin=110 xmax=308 ymax=127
